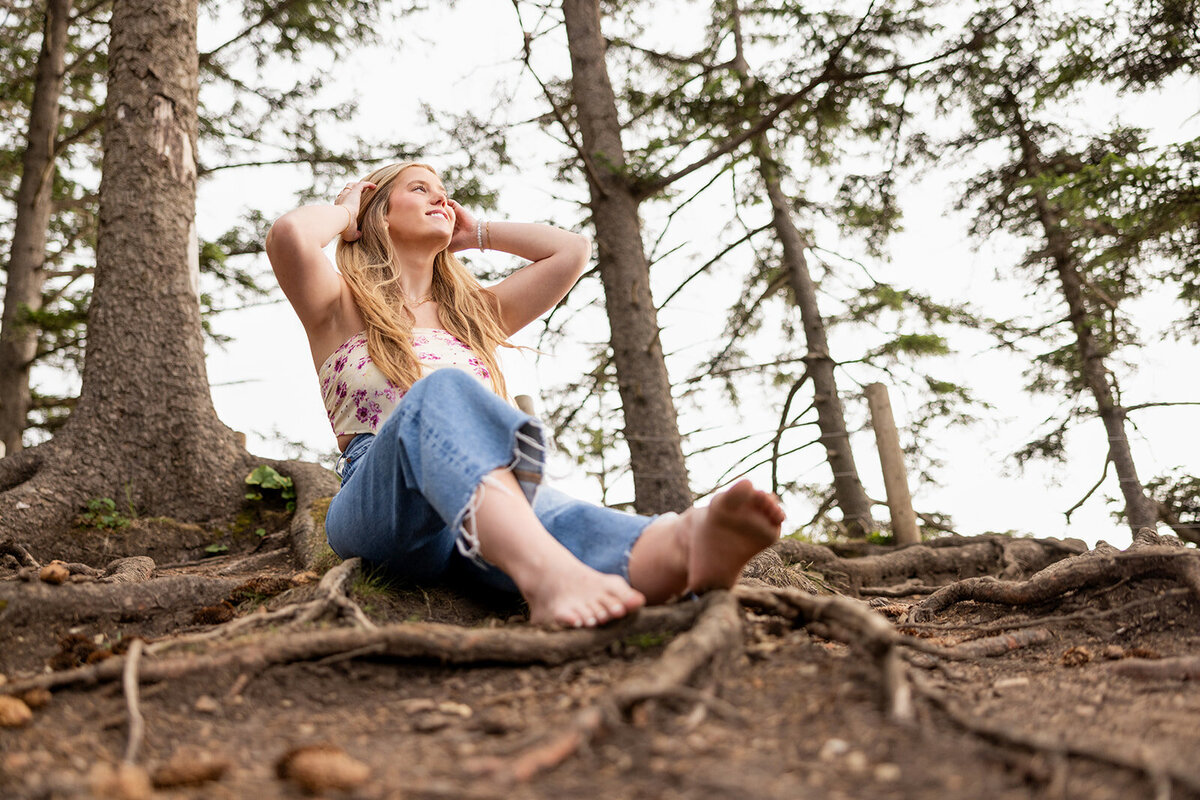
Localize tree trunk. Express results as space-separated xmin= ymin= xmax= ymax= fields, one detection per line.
xmin=1010 ymin=108 xmax=1158 ymax=534
xmin=0 ymin=0 xmax=73 ymax=454
xmin=754 ymin=141 xmax=875 ymax=536
xmin=561 ymin=0 xmax=691 ymax=514
xmin=0 ymin=0 xmax=250 ymax=554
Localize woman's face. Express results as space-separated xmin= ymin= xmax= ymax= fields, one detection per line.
xmin=384 ymin=166 xmax=454 ymax=248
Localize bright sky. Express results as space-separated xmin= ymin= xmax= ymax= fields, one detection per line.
xmin=197 ymin=1 xmax=1200 ymax=549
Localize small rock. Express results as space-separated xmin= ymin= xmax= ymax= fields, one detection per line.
xmin=818 ymin=738 xmax=850 ymax=761
xmin=151 ymin=751 xmax=231 ymax=788
xmin=1075 ymin=704 xmax=1098 ymax=717
xmin=39 ymin=563 xmax=69 ymax=585
xmin=400 ymin=698 xmax=438 ymax=714
xmin=193 ymin=695 xmax=219 ymax=714
xmin=20 ymin=688 xmax=51 ymax=709
xmin=0 ymin=696 xmax=33 ymax=727
xmin=874 ymin=763 xmax=902 ymax=783
xmin=276 ymin=744 xmax=370 ymax=794
xmin=1101 ymin=645 xmax=1125 ymax=660
xmin=436 ymin=701 xmax=473 ymax=718
xmin=88 ymin=762 xmax=153 ymax=800
xmin=15 ymin=501 xmax=30 ymax=510
xmin=993 ymin=676 xmax=1030 ymax=693
xmin=845 ymin=750 xmax=869 ymax=774
xmin=412 ymin=713 xmax=453 ymax=733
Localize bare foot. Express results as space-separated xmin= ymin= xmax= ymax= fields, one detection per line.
xmin=523 ymin=558 xmax=646 ymax=628
xmin=686 ymin=479 xmax=785 ymax=593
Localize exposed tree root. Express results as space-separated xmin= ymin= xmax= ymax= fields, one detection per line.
xmin=1108 ymin=655 xmax=1200 ymax=681
xmin=941 ymin=628 xmax=1054 ymax=658
xmin=0 ymin=574 xmax=243 ymax=629
xmin=0 ymin=444 xmax=43 ymax=493
xmin=148 ymin=557 xmax=374 ymax=656
xmin=900 ymin=587 xmax=1193 ymax=635
xmin=735 ymin=585 xmax=913 ymax=722
xmin=0 ymin=602 xmax=706 ymax=696
xmin=267 ymin=458 xmax=339 ymax=571
xmin=496 ymin=592 xmax=744 ymax=783
xmin=905 ymin=545 xmax=1200 ymax=623
xmin=122 ymin=639 xmax=146 ymax=765
xmin=772 ymin=535 xmax=1083 ymax=594
xmin=0 ymin=539 xmax=40 ymax=568
xmin=910 ymin=669 xmax=1200 ymax=795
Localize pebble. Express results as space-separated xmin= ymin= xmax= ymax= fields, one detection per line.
xmin=818 ymin=738 xmax=850 ymax=761
xmin=276 ymin=744 xmax=370 ymax=794
xmin=39 ymin=563 xmax=69 ymax=585
xmin=874 ymin=763 xmax=902 ymax=783
xmin=0 ymin=696 xmax=33 ymax=727
xmin=21 ymin=688 xmax=51 ymax=709
xmin=845 ymin=750 xmax=869 ymax=773
xmin=88 ymin=763 xmax=153 ymax=800
xmin=151 ymin=751 xmax=231 ymax=788
xmin=193 ymin=695 xmax=219 ymax=714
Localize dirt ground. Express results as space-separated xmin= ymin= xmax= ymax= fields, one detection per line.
xmin=2 ymin=519 xmax=1200 ymax=800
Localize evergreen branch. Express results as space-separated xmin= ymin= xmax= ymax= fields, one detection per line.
xmin=511 ymin=0 xmax=607 ymax=196
xmin=637 ymin=0 xmax=1026 ymax=197
xmin=656 ymin=224 xmax=770 ymax=311
xmin=1124 ymin=401 xmax=1200 ymax=414
xmin=1064 ymin=457 xmax=1110 ymax=523
xmin=773 ymin=374 xmax=814 ymax=496
xmin=199 ymin=0 xmax=307 ymax=63
xmin=197 ymin=153 xmax=371 ymax=176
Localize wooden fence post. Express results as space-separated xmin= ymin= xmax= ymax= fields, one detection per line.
xmin=864 ymin=383 xmax=920 ymax=545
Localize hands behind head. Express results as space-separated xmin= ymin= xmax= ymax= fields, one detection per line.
xmin=335 ymin=181 xmax=376 ymax=242
xmin=447 ymin=199 xmax=480 ymax=253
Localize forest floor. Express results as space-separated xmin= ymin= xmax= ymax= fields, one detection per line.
xmin=2 ymin=509 xmax=1200 ymax=800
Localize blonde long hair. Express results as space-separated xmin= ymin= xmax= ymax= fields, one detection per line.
xmin=335 ymin=162 xmax=510 ymax=398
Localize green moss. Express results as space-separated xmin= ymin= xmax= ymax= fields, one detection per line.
xmin=312 ymin=543 xmax=341 ymax=575
xmin=622 ymin=632 xmax=671 ymax=650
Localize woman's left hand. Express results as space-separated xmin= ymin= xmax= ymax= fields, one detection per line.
xmin=447 ymin=199 xmax=479 ymax=252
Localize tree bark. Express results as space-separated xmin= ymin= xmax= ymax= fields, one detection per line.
xmin=0 ymin=0 xmax=73 ymax=454
xmin=0 ymin=0 xmax=250 ymax=552
xmin=754 ymin=140 xmax=875 ymax=536
xmin=1009 ymin=102 xmax=1158 ymax=534
xmin=561 ymin=0 xmax=691 ymax=514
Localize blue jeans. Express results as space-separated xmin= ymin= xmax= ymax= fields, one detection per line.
xmin=324 ymin=368 xmax=654 ymax=594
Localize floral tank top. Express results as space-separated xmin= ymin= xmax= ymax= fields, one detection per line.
xmin=318 ymin=328 xmax=493 ymax=439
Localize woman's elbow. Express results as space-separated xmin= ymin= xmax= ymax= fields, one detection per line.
xmin=569 ymin=232 xmax=593 ymax=272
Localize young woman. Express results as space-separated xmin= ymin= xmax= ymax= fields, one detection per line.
xmin=265 ymin=161 xmax=785 ymax=628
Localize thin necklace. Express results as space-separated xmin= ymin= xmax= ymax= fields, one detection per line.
xmin=404 ymin=294 xmax=434 ymax=307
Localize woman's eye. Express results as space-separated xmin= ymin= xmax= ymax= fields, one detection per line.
xmin=414 ymin=186 xmax=426 ymax=192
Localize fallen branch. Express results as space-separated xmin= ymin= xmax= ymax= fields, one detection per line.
xmin=906 ymin=547 xmax=1200 ymax=623
xmin=910 ymin=670 xmax=1200 ymax=795
xmin=122 ymin=639 xmax=145 ymax=765
xmin=0 ymin=602 xmax=705 ymax=696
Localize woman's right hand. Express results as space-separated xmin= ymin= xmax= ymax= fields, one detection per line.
xmin=335 ymin=181 xmax=376 ymax=242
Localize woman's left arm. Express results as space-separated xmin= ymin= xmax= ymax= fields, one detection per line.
xmin=449 ymin=201 xmax=591 ymax=336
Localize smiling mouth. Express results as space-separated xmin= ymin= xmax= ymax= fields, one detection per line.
xmin=427 ymin=210 xmax=449 ymax=220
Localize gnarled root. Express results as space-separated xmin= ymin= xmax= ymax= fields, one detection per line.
xmin=905 ymin=543 xmax=1200 ymax=624
xmin=496 ymin=592 xmax=744 ymax=784
xmin=772 ymin=535 xmax=1084 ymax=595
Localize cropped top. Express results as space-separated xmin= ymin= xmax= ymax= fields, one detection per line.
xmin=318 ymin=328 xmax=493 ymax=439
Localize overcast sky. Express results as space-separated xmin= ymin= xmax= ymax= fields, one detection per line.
xmin=197 ymin=1 xmax=1199 ymax=549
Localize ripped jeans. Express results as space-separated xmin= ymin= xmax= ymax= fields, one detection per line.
xmin=324 ymin=368 xmax=654 ymax=594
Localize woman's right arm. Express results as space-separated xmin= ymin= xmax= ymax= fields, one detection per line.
xmin=264 ymin=182 xmax=373 ymax=331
